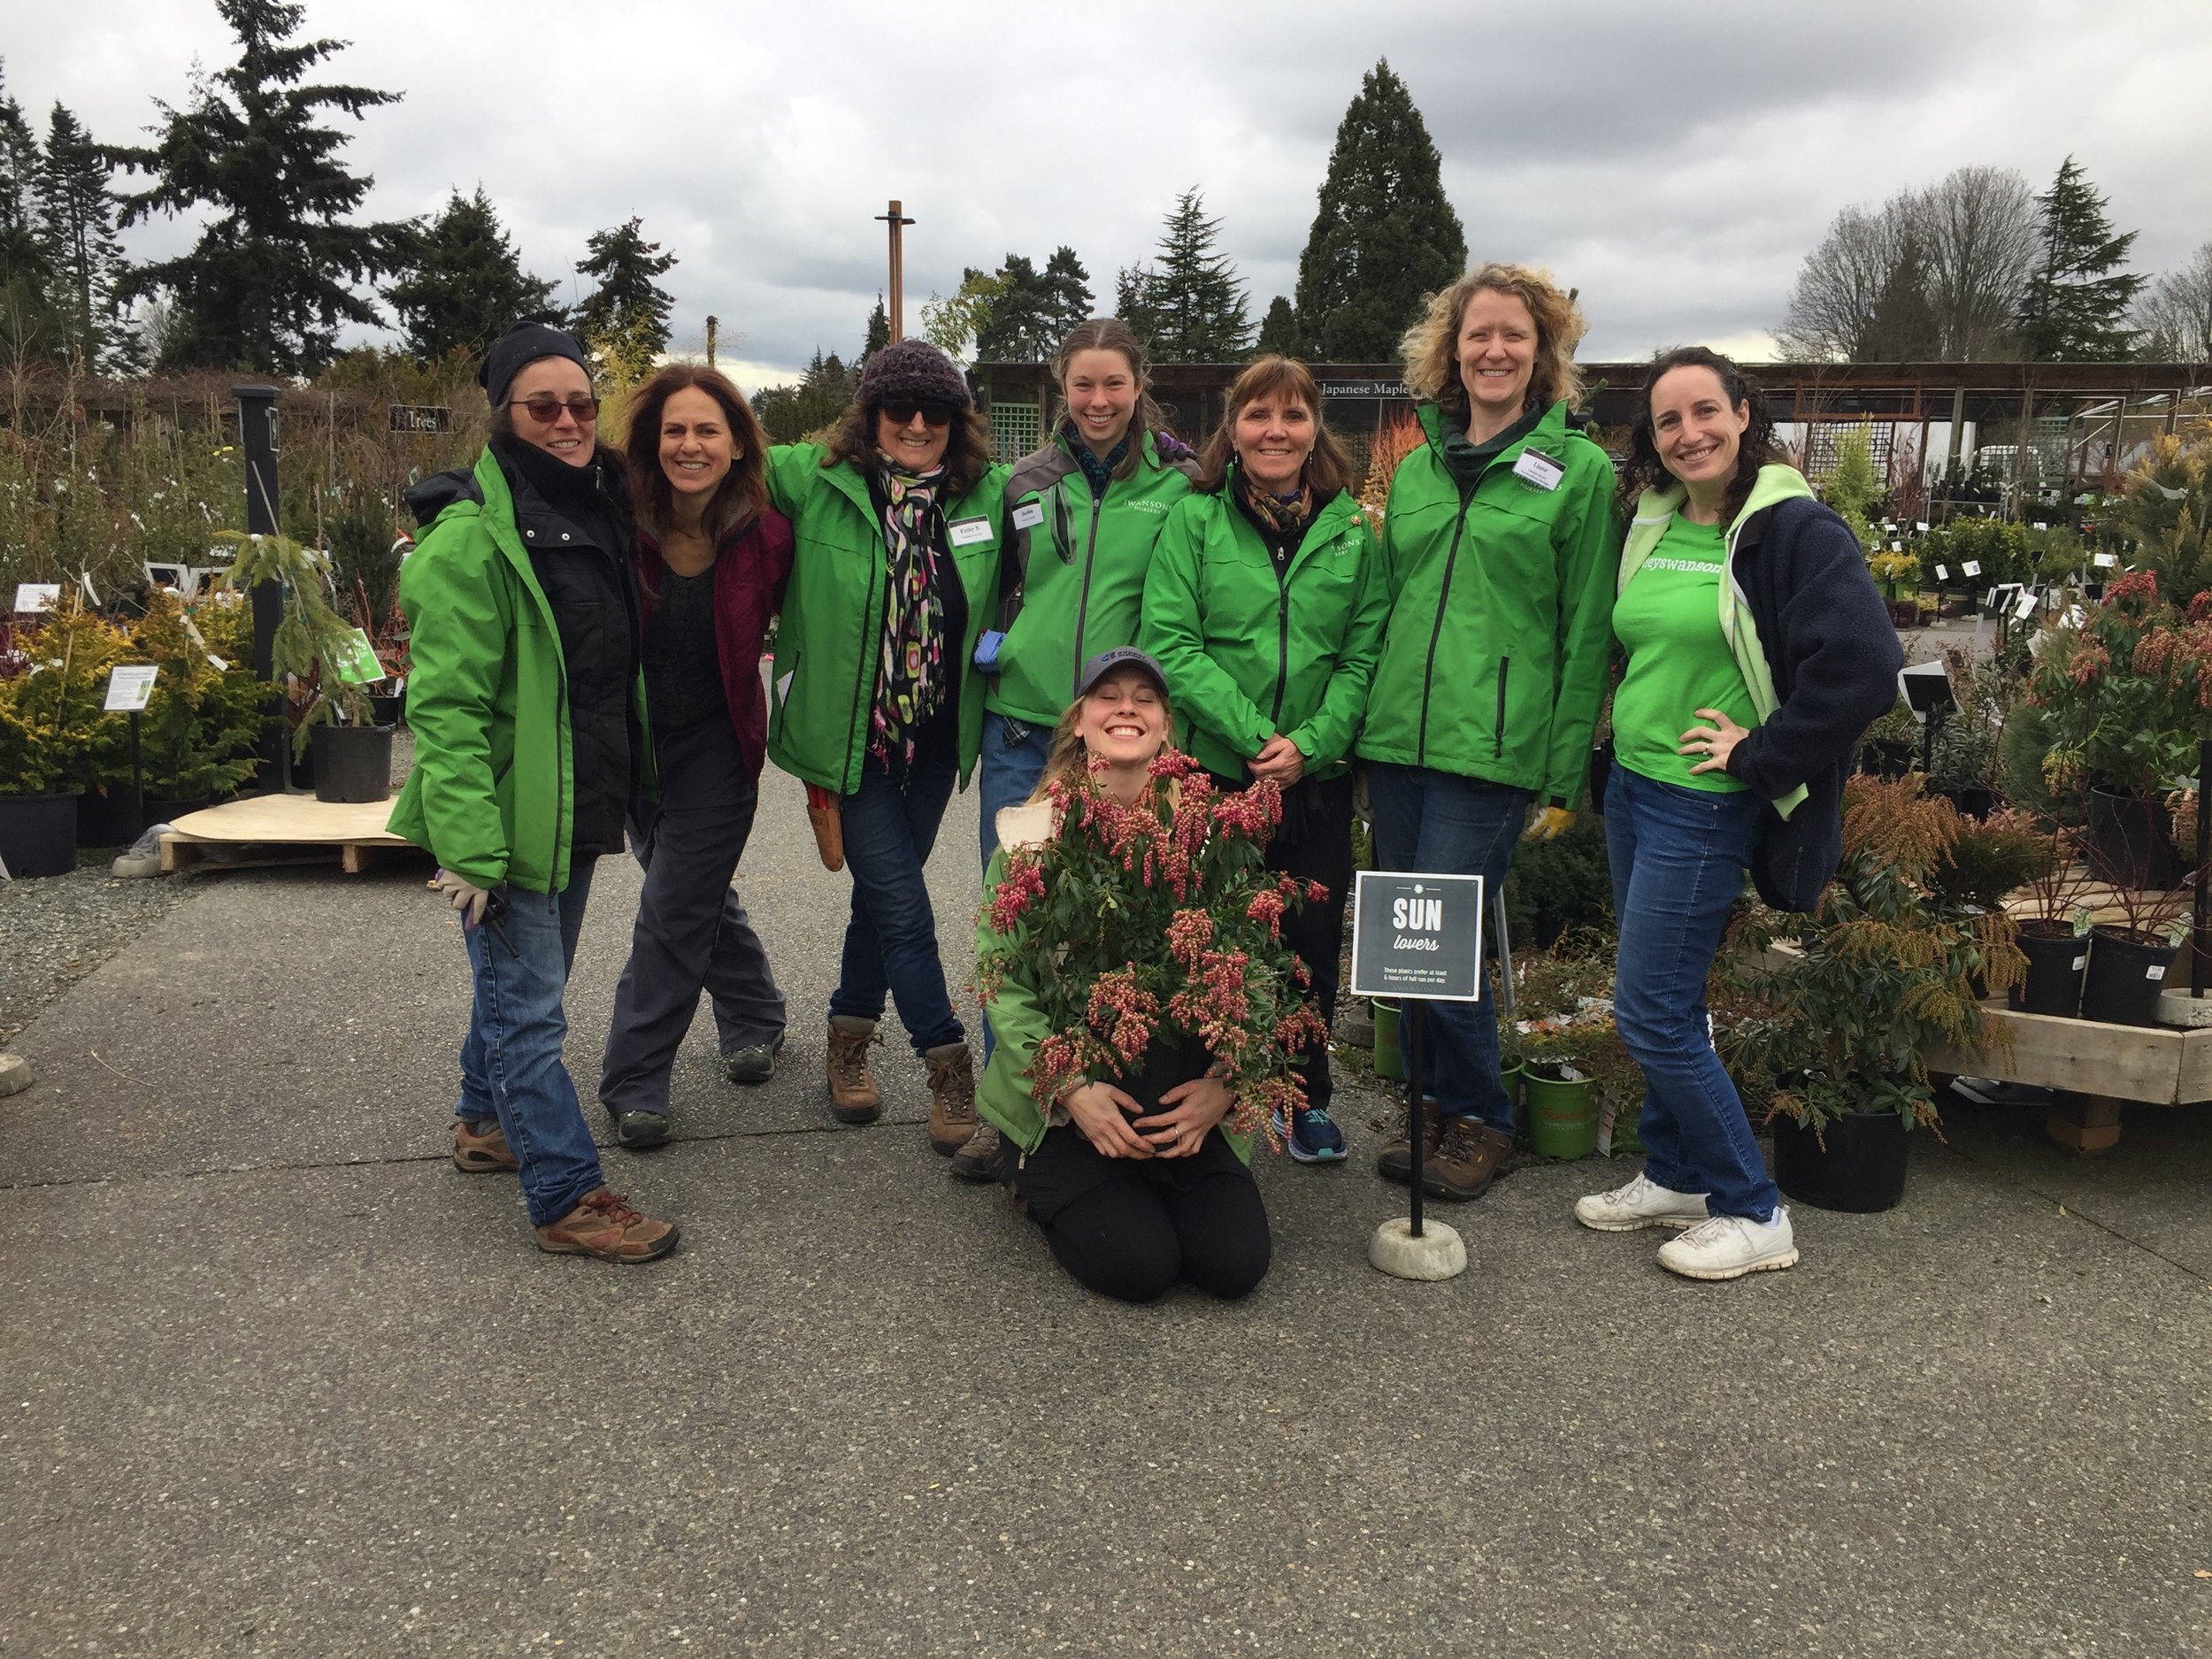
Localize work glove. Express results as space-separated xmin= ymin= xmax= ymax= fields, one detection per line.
xmin=1520 ymin=806 xmax=1575 ymax=844
xmin=433 ymin=867 xmax=491 ymax=926
xmin=805 ymin=784 xmax=846 ymax=872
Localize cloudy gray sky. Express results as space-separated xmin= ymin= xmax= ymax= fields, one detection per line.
xmin=12 ymin=0 xmax=2211 ymax=393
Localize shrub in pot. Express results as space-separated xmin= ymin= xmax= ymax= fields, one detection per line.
xmin=0 ymin=599 xmax=125 ymax=875
xmin=1508 ymin=933 xmax=1642 ymax=1161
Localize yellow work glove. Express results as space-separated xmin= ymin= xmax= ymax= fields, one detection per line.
xmin=1521 ymin=806 xmax=1575 ymax=843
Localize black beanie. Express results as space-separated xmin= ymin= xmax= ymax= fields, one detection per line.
xmin=480 ymin=322 xmax=592 ymax=407
xmin=857 ymin=339 xmax=972 ymax=411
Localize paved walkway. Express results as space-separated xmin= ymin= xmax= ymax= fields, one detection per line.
xmin=3 ymin=768 xmax=2208 ymax=1656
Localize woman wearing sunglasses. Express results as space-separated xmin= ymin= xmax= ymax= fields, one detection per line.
xmin=389 ymin=321 xmax=677 ymax=1263
xmin=764 ymin=340 xmax=1010 ymax=1161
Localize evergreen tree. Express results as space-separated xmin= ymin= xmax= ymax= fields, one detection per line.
xmin=35 ymin=103 xmax=132 ymax=369
xmin=1256 ymin=296 xmax=1298 ymax=357
xmin=111 ymin=0 xmax=403 ymax=375
xmin=1294 ymin=61 xmax=1466 ymax=362
xmin=2017 ymin=156 xmax=2145 ymax=361
xmin=1133 ymin=188 xmax=1250 ymax=362
xmin=751 ymin=347 xmax=858 ymax=445
xmin=976 ymin=253 xmax=1055 ymax=362
xmin=574 ymin=215 xmax=677 ymax=382
xmin=386 ymin=188 xmax=561 ymax=364
xmin=1115 ymin=261 xmax=1162 ymax=350
xmin=1863 ymin=234 xmax=1940 ymax=361
xmin=862 ymin=292 xmax=889 ymax=364
xmin=0 ymin=65 xmax=56 ymax=359
xmin=1039 ymin=245 xmax=1094 ymax=346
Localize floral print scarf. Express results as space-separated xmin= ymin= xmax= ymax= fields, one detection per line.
xmin=870 ymin=456 xmax=950 ymax=764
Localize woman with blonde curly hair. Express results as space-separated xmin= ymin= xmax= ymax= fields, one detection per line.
xmin=1357 ymin=263 xmax=1617 ymax=1203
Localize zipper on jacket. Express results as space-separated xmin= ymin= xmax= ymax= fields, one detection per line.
xmin=841 ymin=554 xmax=879 ymax=794
xmin=1414 ymin=503 xmax=1471 ymax=766
xmin=1493 ymin=657 xmax=1510 ymax=759
xmin=1270 ymin=561 xmax=1292 ymax=728
xmin=1069 ymin=488 xmax=1105 ymax=688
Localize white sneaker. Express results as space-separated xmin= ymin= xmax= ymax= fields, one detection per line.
xmin=1574 ymin=1172 xmax=1709 ymax=1233
xmin=1657 ymin=1209 xmax=1800 ymax=1281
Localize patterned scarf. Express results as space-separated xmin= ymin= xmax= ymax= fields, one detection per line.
xmin=1235 ymin=467 xmax=1315 ymax=540
xmin=1062 ymin=419 xmax=1130 ymax=496
xmin=870 ymin=456 xmax=949 ymax=764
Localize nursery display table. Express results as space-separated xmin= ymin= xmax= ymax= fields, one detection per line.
xmin=158 ymin=794 xmax=425 ymax=876
xmin=1924 ymin=1001 xmax=2212 ymax=1154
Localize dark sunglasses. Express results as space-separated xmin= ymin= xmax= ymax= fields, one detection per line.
xmin=511 ymin=393 xmax=600 ymax=425
xmin=879 ymin=397 xmax=958 ymax=427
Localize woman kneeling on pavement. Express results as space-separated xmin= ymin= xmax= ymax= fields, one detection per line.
xmin=595 ymin=365 xmax=793 ymax=1150
xmin=1357 ymin=263 xmax=1617 ymax=1202
xmin=1576 ymin=346 xmax=1898 ymax=1280
xmin=763 ymin=341 xmax=1009 ymax=1163
xmin=974 ymin=650 xmax=1295 ymax=1302
xmin=389 ymin=321 xmax=676 ymax=1263
xmin=1141 ymin=354 xmax=1388 ymax=1165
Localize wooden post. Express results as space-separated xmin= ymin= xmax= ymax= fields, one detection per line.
xmin=704 ymin=315 xmax=718 ymax=367
xmin=2046 ymin=1092 xmax=2121 ymax=1156
xmin=875 ymin=200 xmax=915 ymax=342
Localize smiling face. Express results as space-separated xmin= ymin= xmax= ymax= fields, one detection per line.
xmin=1455 ymin=288 xmax=1538 ymax=429
xmin=509 ymin=357 xmax=596 ymax=467
xmin=1077 ymin=669 xmax=1169 ymax=768
xmin=1063 ymin=347 xmax=1140 ymax=457
xmin=874 ymin=403 xmax=952 ymax=472
xmin=658 ymin=385 xmax=736 ymax=499
xmin=1233 ymin=391 xmax=1315 ymax=495
xmin=1649 ymin=365 xmax=1751 ymax=497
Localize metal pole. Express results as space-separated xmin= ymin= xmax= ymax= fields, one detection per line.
xmin=1405 ymin=1000 xmax=1425 ymax=1238
xmin=875 ymin=200 xmax=914 ymax=341
xmin=232 ymin=385 xmax=287 ymax=790
xmin=128 ymin=710 xmax=143 ymax=833
xmin=2195 ymin=737 xmax=2209 ymax=998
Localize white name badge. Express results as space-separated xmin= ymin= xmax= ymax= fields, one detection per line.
xmin=1512 ymin=449 xmax=1563 ymax=491
xmin=1010 ymin=502 xmax=1045 ymax=532
xmin=948 ymin=517 xmax=994 ymax=548
xmin=1961 ymin=560 xmax=1981 ymax=577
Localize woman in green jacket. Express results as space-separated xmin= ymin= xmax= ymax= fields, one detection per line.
xmin=763 ymin=340 xmax=1009 ymax=1162
xmin=388 ymin=321 xmax=676 ymax=1264
xmin=1141 ymin=354 xmax=1388 ymax=1164
xmin=1358 ymin=263 xmax=1617 ymax=1203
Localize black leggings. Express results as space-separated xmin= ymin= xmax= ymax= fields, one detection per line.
xmin=1019 ymin=1125 xmax=1271 ymax=1304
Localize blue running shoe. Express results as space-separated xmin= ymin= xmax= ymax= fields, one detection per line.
xmin=1275 ymin=1103 xmax=1348 ymax=1164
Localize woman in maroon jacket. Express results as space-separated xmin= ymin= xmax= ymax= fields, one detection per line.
xmin=598 ymin=365 xmax=795 ymax=1148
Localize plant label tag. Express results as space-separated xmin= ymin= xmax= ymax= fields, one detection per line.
xmin=2093 ymin=551 xmax=2117 ymax=568
xmin=1349 ymin=870 xmax=1485 ymax=1002
xmin=104 ymin=664 xmax=158 ymax=711
xmin=207 ymin=655 xmax=229 ymax=672
xmin=1962 ymin=561 xmax=1981 ymax=576
xmin=12 ymin=583 xmax=59 ymax=613
xmin=2071 ymin=956 xmax=2086 ymax=972
xmin=1916 ymin=521 xmax=1931 ymax=532
xmin=2035 ymin=522 xmax=2049 ymax=531
xmin=1010 ymin=502 xmax=1045 ymax=533
xmin=1935 ymin=565 xmax=1950 ymax=580
xmin=1890 ymin=540 xmax=1903 ymax=552
xmin=1512 ymin=449 xmax=1564 ymax=491
xmin=2013 ymin=589 xmax=2039 ymax=621
xmin=948 ymin=517 xmax=994 ymax=548
xmin=330 ymin=627 xmax=385 ymax=686
xmin=2148 ymin=965 xmax=2167 ymax=980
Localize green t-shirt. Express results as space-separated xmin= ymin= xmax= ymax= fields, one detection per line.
xmin=1611 ymin=513 xmax=1755 ymax=794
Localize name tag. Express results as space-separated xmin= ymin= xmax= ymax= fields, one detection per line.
xmin=1512 ymin=449 xmax=1563 ymax=491
xmin=948 ymin=517 xmax=994 ymax=548
xmin=1010 ymin=502 xmax=1045 ymax=532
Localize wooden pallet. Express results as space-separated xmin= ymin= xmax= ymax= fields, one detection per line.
xmin=158 ymin=794 xmax=427 ymax=876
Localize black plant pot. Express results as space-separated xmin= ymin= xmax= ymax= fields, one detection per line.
xmin=1863 ymin=739 xmax=1916 ymax=780
xmin=310 ymin=723 xmax=397 ymax=804
xmin=1773 ymin=1110 xmax=1909 ymax=1214
xmin=368 ymin=688 xmax=406 ymax=728
xmin=2009 ymin=923 xmax=2087 ymax=1018
xmin=2078 ymin=927 xmax=2174 ymax=1027
xmin=75 ymin=786 xmax=143 ymax=848
xmin=2084 ymin=786 xmax=2184 ymax=890
xmin=1122 ymin=1034 xmax=1213 ymax=1116
xmin=1938 ymin=786 xmax=1994 ymax=821
xmin=0 ymin=790 xmax=81 ymax=878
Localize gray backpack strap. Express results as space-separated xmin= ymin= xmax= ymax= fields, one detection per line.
xmin=998 ymin=443 xmax=1081 ymax=631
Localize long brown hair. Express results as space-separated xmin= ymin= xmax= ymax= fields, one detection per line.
xmin=1025 ymin=679 xmax=1176 ymax=806
xmin=1192 ymin=355 xmax=1356 ymax=497
xmin=1400 ymin=262 xmax=1587 ymax=422
xmin=825 ymin=394 xmax=995 ymax=496
xmin=1613 ymin=346 xmax=1785 ymax=526
xmin=1049 ymin=318 xmax=1171 ymax=481
xmin=621 ymin=364 xmax=769 ymax=541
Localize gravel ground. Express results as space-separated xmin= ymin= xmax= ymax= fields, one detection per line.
xmin=0 ymin=849 xmax=198 ymax=1048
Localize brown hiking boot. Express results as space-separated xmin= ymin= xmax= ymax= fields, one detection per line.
xmin=453 ymin=1117 xmax=516 ymax=1173
xmin=925 ymin=1041 xmax=978 ymax=1156
xmin=826 ymin=1016 xmax=883 ymax=1123
xmin=533 ymin=1187 xmax=679 ymax=1263
xmin=1375 ymin=1096 xmax=1443 ymax=1186
xmin=1424 ymin=1115 xmax=1514 ymax=1202
xmin=949 ymin=1120 xmax=1010 ymax=1184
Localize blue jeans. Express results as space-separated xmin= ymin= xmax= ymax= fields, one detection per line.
xmin=977 ymin=711 xmax=1056 ymax=1062
xmin=1366 ymin=762 xmax=1530 ymax=1129
xmin=1604 ymin=764 xmax=1777 ymax=1220
xmin=828 ymin=744 xmax=966 ymax=1054
xmin=455 ymin=862 xmax=607 ymax=1227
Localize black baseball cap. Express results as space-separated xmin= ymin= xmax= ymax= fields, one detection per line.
xmin=1075 ymin=647 xmax=1169 ymax=700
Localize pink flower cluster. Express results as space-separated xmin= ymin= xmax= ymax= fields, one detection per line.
xmin=1086 ymin=967 xmax=1162 ymax=1066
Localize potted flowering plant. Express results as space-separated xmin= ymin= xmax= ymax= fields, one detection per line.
xmin=973 ymin=749 xmax=1327 ymax=1141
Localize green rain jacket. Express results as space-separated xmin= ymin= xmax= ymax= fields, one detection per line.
xmin=1140 ymin=479 xmax=1390 ymax=781
xmin=987 ymin=429 xmax=1196 ymax=726
xmin=1356 ymin=401 xmax=1617 ymax=808
xmin=387 ymin=446 xmax=646 ymax=894
xmin=764 ymin=443 xmax=1010 ymax=794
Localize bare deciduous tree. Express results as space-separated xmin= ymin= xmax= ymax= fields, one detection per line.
xmin=1917 ymin=165 xmax=2037 ymax=360
xmin=2135 ymin=240 xmax=2212 ymax=361
xmin=1777 ymin=199 xmax=1916 ymax=361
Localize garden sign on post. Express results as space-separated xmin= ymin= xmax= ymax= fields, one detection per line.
xmin=1350 ymin=870 xmax=1485 ymax=1281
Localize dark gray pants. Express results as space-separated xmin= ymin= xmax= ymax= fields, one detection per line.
xmin=599 ymin=727 xmax=786 ymax=1119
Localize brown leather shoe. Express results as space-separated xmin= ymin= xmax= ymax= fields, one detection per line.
xmin=453 ymin=1117 xmax=516 ymax=1173
xmin=1375 ymin=1096 xmax=1443 ymax=1186
xmin=534 ymin=1187 xmax=679 ymax=1263
xmin=925 ymin=1041 xmax=977 ymax=1156
xmin=1423 ymin=1114 xmax=1514 ymax=1201
xmin=949 ymin=1120 xmax=1010 ymax=1183
xmin=826 ymin=1016 xmax=882 ymax=1123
